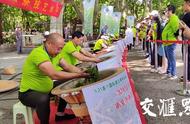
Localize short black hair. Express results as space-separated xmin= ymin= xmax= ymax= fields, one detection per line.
xmin=184 ymin=0 xmax=190 ymax=3
xmin=167 ymin=5 xmax=176 ymax=13
xmin=72 ymin=31 xmax=84 ymax=39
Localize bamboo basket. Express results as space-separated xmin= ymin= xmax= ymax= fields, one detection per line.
xmin=51 ymin=67 xmax=124 ymax=117
xmin=0 ymin=80 xmax=18 ymax=92
xmin=2 ymin=65 xmax=16 ymax=75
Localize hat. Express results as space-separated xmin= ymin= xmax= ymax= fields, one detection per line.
xmin=101 ymin=35 xmax=109 ymax=40
xmin=44 ymin=31 xmax=50 ymax=36
xmin=150 ymin=10 xmax=159 ymax=17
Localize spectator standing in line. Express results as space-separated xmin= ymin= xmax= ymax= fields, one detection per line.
xmin=132 ymin=26 xmax=137 ymax=47
xmin=181 ymin=0 xmax=190 ymax=82
xmin=15 ymin=26 xmax=23 ymax=54
xmin=125 ymin=27 xmax=134 ymax=50
xmin=162 ymin=5 xmax=179 ymax=80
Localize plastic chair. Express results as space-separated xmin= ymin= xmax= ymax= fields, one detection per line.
xmin=13 ymin=101 xmax=34 ymax=124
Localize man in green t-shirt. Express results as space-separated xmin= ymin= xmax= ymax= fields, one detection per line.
xmin=162 ymin=5 xmax=179 ymax=79
xmin=19 ymin=33 xmax=88 ymax=123
xmin=93 ymin=35 xmax=109 ymax=53
xmin=61 ymin=31 xmax=101 ymax=66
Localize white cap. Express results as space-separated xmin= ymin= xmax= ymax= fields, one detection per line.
xmin=150 ymin=10 xmax=159 ymax=17
xmin=101 ymin=35 xmax=109 ymax=40
xmin=44 ymin=31 xmax=50 ymax=36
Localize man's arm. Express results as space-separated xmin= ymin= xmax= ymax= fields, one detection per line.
xmin=72 ymin=51 xmax=101 ymax=63
xmin=80 ymin=48 xmax=96 ymax=58
xmin=38 ymin=61 xmax=88 ymax=80
xmin=59 ymin=58 xmax=82 ymax=73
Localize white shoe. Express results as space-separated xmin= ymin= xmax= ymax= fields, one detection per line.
xmin=162 ymin=73 xmax=172 ymax=79
xmin=158 ymin=70 xmax=166 ymax=74
xmin=150 ymin=68 xmax=156 ymax=73
xmin=169 ymin=76 xmax=178 ymax=80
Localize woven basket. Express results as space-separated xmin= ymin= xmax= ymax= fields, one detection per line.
xmin=0 ymin=80 xmax=18 ymax=92
xmin=61 ymin=91 xmax=85 ymax=104
xmin=70 ymin=103 xmax=89 ymax=117
xmin=2 ymin=65 xmax=16 ymax=75
xmin=51 ymin=67 xmax=124 ymax=118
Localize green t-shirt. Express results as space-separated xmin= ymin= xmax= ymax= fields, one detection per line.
xmin=19 ymin=45 xmax=53 ymax=93
xmin=52 ymin=53 xmax=63 ymax=71
xmin=152 ymin=23 xmax=157 ymax=40
xmin=61 ymin=41 xmax=81 ymax=65
xmin=132 ymin=28 xmax=137 ymax=38
xmin=162 ymin=14 xmax=179 ymax=46
xmin=93 ymin=39 xmax=105 ymax=51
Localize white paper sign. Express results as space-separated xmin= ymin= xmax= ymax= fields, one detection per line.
xmin=117 ymin=40 xmax=125 ymax=53
xmin=97 ymin=56 xmax=121 ymax=71
xmin=82 ymin=71 xmax=142 ymax=124
xmin=115 ymin=44 xmax=123 ymax=60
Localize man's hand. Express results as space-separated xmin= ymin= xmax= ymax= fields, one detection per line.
xmin=183 ymin=27 xmax=190 ymax=40
xmin=179 ymin=20 xmax=190 ymax=39
xmin=79 ymin=72 xmax=90 ymax=78
xmin=94 ymin=58 xmax=103 ymax=63
xmin=179 ymin=20 xmax=187 ymax=29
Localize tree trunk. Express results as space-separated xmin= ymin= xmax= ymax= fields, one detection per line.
xmin=71 ymin=0 xmax=84 ymax=23
xmin=0 ymin=4 xmax=3 ymax=45
xmin=93 ymin=0 xmax=99 ymax=23
xmin=149 ymin=0 xmax=152 ymax=12
xmin=50 ymin=0 xmax=64 ymax=35
xmin=141 ymin=1 xmax=147 ymax=20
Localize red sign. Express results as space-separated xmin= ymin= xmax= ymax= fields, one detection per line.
xmin=0 ymin=0 xmax=63 ymax=17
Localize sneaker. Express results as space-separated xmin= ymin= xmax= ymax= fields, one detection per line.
xmin=158 ymin=69 xmax=166 ymax=74
xmin=162 ymin=73 xmax=172 ymax=79
xmin=55 ymin=114 xmax=76 ymax=122
xmin=169 ymin=75 xmax=178 ymax=80
xmin=150 ymin=68 xmax=158 ymax=73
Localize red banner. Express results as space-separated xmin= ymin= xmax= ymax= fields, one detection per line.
xmin=0 ymin=0 xmax=63 ymax=17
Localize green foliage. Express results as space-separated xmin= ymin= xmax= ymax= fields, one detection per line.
xmin=63 ymin=4 xmax=78 ymax=24
xmin=1 ymin=4 xmax=49 ymax=32
xmin=0 ymin=0 xmax=186 ymax=44
xmin=3 ymin=33 xmax=15 ymax=44
xmin=74 ymin=66 xmax=99 ymax=88
xmin=152 ymin=0 xmax=184 ymax=16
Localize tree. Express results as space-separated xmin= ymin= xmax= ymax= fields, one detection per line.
xmin=0 ymin=4 xmax=3 ymax=45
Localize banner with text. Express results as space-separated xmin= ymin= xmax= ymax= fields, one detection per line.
xmin=82 ymin=71 xmax=142 ymax=124
xmin=0 ymin=0 xmax=63 ymax=17
xmin=100 ymin=5 xmax=113 ymax=34
xmin=110 ymin=12 xmax=121 ymax=35
xmin=127 ymin=16 xmax=135 ymax=27
xmin=97 ymin=56 xmax=122 ymax=71
xmin=83 ymin=0 xmax=95 ymax=35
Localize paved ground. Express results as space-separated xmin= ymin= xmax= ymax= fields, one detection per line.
xmin=0 ymin=51 xmax=27 ymax=124
xmin=127 ymin=45 xmax=190 ymax=124
xmin=0 ymin=44 xmax=189 ymax=124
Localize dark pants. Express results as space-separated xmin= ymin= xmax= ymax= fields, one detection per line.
xmin=18 ymin=81 xmax=67 ymax=124
xmin=150 ymin=43 xmax=162 ymax=67
xmin=127 ymin=44 xmax=132 ymax=50
xmin=16 ymin=39 xmax=22 ymax=53
xmin=146 ymin=42 xmax=150 ymax=54
xmin=142 ymin=39 xmax=145 ymax=50
xmin=181 ymin=45 xmax=190 ymax=80
xmin=133 ymin=37 xmax=136 ymax=46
